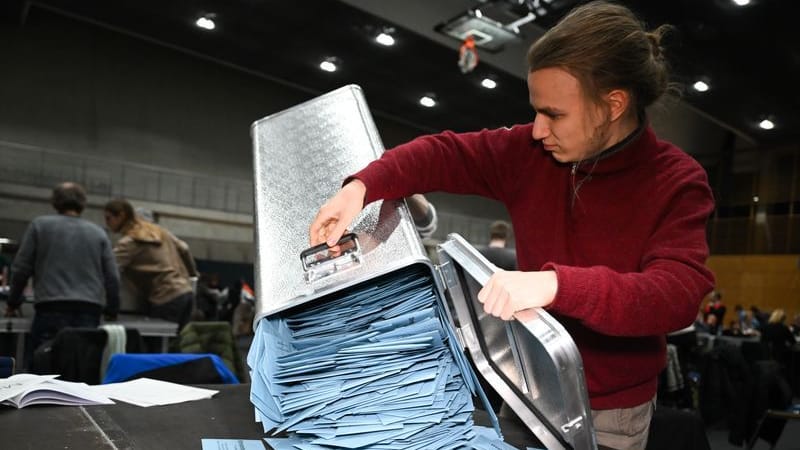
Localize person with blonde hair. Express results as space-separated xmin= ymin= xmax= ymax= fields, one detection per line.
xmin=762 ymin=308 xmax=797 ymax=367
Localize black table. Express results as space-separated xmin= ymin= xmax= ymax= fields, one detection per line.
xmin=0 ymin=384 xmax=542 ymax=449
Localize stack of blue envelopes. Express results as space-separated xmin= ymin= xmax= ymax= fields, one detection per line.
xmin=248 ymin=266 xmax=510 ymax=449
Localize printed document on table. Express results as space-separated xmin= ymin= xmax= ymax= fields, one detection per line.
xmin=91 ymin=377 xmax=218 ymax=407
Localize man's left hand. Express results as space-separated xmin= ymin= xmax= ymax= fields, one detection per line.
xmin=477 ymin=270 xmax=558 ymax=320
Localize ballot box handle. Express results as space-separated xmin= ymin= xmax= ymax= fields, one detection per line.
xmin=300 ymin=233 xmax=362 ymax=282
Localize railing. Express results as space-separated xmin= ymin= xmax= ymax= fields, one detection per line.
xmin=0 ymin=140 xmax=253 ymax=215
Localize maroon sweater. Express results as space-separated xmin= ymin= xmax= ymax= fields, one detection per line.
xmin=352 ymin=124 xmax=715 ymax=409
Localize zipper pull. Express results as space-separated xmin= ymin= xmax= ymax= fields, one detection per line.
xmin=571 ymin=162 xmax=577 ymax=176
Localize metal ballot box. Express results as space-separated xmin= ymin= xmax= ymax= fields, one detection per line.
xmin=250 ymin=85 xmax=596 ymax=449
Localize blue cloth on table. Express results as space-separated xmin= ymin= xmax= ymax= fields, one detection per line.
xmin=102 ymin=353 xmax=238 ymax=384
xmin=0 ymin=356 xmax=15 ymax=377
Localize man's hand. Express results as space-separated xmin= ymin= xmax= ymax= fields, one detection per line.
xmin=477 ymin=270 xmax=558 ymax=320
xmin=309 ymin=180 xmax=367 ymax=247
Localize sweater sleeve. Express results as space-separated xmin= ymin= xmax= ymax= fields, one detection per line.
xmin=352 ymin=126 xmax=530 ymax=205
xmin=544 ymin=165 xmax=715 ymax=337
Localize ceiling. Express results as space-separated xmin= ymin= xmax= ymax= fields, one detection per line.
xmin=10 ymin=0 xmax=800 ymax=161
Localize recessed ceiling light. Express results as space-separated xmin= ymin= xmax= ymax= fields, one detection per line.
xmin=419 ymin=96 xmax=436 ymax=108
xmin=752 ymin=195 xmax=759 ymax=203
xmin=376 ymin=32 xmax=395 ymax=47
xmin=481 ymin=78 xmax=497 ymax=89
xmin=758 ymin=118 xmax=775 ymax=130
xmin=692 ymin=80 xmax=710 ymax=92
xmin=195 ymin=14 xmax=216 ymax=31
xmin=319 ymin=58 xmax=338 ymax=73
xmin=732 ymin=0 xmax=751 ymax=6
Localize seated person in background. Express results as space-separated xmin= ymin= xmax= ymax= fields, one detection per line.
xmin=6 ymin=182 xmax=119 ymax=367
xmin=761 ymin=309 xmax=797 ymax=367
xmin=703 ymin=291 xmax=726 ymax=328
xmin=232 ymin=281 xmax=256 ymax=338
xmin=750 ymin=305 xmax=767 ymax=330
xmin=478 ymin=220 xmax=517 ymax=271
xmin=704 ymin=313 xmax=720 ymax=336
xmin=722 ymin=320 xmax=743 ymax=337
xmin=740 ymin=310 xmax=761 ymax=337
xmin=693 ymin=310 xmax=711 ymax=334
xmin=194 ymin=272 xmax=227 ymax=321
xmin=104 ymin=199 xmax=198 ymax=330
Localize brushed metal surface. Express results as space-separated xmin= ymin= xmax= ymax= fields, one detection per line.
xmin=250 ymin=85 xmax=429 ymax=322
xmin=438 ymin=234 xmax=597 ymax=450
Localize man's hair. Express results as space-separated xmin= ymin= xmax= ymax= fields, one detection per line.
xmin=104 ymin=198 xmax=137 ymax=228
xmin=489 ymin=220 xmax=511 ymax=241
xmin=527 ymin=1 xmax=673 ymax=114
xmin=51 ymin=182 xmax=87 ymax=214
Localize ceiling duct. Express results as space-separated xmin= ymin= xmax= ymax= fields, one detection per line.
xmin=434 ymin=0 xmax=554 ymax=52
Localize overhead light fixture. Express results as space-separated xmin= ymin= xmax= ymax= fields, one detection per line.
xmin=481 ymin=78 xmax=497 ymax=89
xmin=419 ymin=95 xmax=437 ymax=108
xmin=319 ymin=57 xmax=340 ymax=73
xmin=195 ymin=13 xmax=216 ymax=31
xmin=692 ymin=80 xmax=710 ymax=92
xmin=758 ymin=118 xmax=775 ymax=130
xmin=732 ymin=0 xmax=751 ymax=6
xmin=752 ymin=195 xmax=759 ymax=203
xmin=375 ymin=28 xmax=396 ymax=47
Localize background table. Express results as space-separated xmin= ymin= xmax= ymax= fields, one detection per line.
xmin=0 ymin=301 xmax=179 ymax=368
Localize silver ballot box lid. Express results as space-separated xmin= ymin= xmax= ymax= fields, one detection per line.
xmin=250 ymin=84 xmax=430 ymax=321
xmin=438 ymin=234 xmax=597 ymax=450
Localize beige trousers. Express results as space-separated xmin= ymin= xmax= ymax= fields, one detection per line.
xmin=591 ymin=396 xmax=656 ymax=450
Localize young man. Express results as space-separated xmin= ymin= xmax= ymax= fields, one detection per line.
xmin=309 ymin=2 xmax=714 ymax=448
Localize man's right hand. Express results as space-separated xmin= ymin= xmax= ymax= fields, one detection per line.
xmin=309 ymin=179 xmax=367 ymax=247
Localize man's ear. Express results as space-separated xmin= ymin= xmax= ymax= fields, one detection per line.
xmin=605 ymin=89 xmax=630 ymax=122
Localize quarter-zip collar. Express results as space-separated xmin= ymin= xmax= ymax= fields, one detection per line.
xmin=572 ymin=120 xmax=654 ymax=176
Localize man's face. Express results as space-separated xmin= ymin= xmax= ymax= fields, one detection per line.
xmin=527 ymin=67 xmax=612 ymax=163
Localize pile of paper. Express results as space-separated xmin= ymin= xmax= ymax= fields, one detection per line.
xmin=248 ymin=267 xmax=501 ymax=449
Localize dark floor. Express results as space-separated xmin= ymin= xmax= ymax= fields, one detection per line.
xmin=705 ymin=408 xmax=800 ymax=450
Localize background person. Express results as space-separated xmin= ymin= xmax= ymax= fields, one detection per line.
xmin=478 ymin=220 xmax=517 ymax=271
xmin=6 ymin=182 xmax=119 ymax=368
xmin=104 ymin=199 xmax=198 ymax=330
xmin=308 ymin=2 xmax=715 ymax=448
